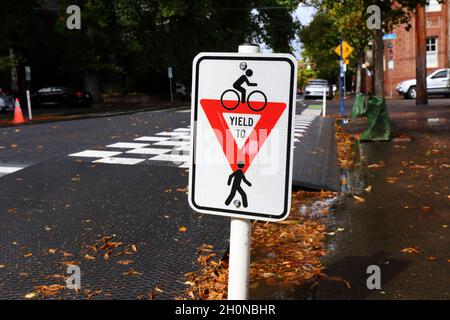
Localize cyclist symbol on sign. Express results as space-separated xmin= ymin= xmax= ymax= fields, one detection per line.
xmin=233 ymin=69 xmax=257 ymax=103
xmin=220 ymin=63 xmax=268 ymax=112
xmin=225 ymin=161 xmax=252 ymax=208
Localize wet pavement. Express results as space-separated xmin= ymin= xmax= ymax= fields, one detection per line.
xmin=316 ymin=105 xmax=449 ymax=299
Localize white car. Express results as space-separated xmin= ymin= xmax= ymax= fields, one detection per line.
xmin=304 ymin=79 xmax=333 ymax=100
xmin=397 ymin=68 xmax=450 ymax=99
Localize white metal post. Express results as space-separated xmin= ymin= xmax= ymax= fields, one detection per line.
xmin=322 ymin=88 xmax=326 ymax=117
xmin=227 ymin=43 xmax=260 ymax=300
xmin=26 ymin=89 xmax=32 ymax=120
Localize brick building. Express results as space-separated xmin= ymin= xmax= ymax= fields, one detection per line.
xmin=384 ymin=0 xmax=449 ymax=96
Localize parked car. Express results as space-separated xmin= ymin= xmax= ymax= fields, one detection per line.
xmin=304 ymin=79 xmax=333 ymax=100
xmin=0 ymin=95 xmax=14 ymax=112
xmin=397 ymin=68 xmax=450 ymax=99
xmin=32 ymin=87 xmax=93 ymax=107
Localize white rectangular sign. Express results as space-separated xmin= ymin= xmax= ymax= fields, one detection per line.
xmin=188 ymin=53 xmax=297 ymax=222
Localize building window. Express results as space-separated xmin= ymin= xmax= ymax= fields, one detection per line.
xmin=426 ymin=37 xmax=438 ymax=68
xmin=426 ymin=0 xmax=442 ymax=12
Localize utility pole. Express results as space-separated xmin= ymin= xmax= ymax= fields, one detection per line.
xmin=415 ymin=4 xmax=428 ymax=105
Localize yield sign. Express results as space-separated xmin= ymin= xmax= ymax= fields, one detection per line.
xmin=201 ymin=99 xmax=286 ymax=173
xmin=189 ymin=53 xmax=297 ymax=222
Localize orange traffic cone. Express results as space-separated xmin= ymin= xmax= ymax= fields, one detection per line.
xmin=13 ymin=98 xmax=25 ymax=124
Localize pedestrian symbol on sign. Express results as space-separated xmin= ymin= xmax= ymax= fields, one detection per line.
xmin=225 ymin=161 xmax=252 ymax=208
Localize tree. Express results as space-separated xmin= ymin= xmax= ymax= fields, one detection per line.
xmin=298 ymin=13 xmax=340 ymax=82
xmin=310 ymin=0 xmax=429 ymax=98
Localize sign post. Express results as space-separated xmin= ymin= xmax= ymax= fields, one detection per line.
xmin=334 ymin=38 xmax=353 ymax=115
xmin=168 ymin=66 xmax=174 ymax=103
xmin=189 ymin=45 xmax=297 ymax=300
xmin=25 ymin=66 xmax=32 ymax=120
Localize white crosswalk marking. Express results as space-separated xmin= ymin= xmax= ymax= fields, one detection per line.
xmin=93 ymin=157 xmax=146 ymax=165
xmin=106 ymin=142 xmax=150 ymax=149
xmin=126 ymin=148 xmax=172 ymax=155
xmin=134 ymin=136 xmax=171 ymax=142
xmin=68 ymin=107 xmax=320 ymax=168
xmin=69 ymin=150 xmax=123 ymax=158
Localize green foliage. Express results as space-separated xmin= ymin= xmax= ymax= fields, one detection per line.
xmin=298 ymin=13 xmax=339 ymax=82
xmin=297 ymin=62 xmax=317 ymax=88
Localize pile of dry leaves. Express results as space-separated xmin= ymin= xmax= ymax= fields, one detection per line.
xmin=181 ymin=190 xmax=336 ymax=300
xmin=335 ymin=124 xmax=358 ymax=169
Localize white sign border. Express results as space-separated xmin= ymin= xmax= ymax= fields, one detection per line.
xmin=188 ymin=52 xmax=297 ymax=222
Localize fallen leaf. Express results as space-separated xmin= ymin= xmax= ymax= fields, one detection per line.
xmin=117 ymin=260 xmax=133 ymax=265
xmin=24 ymin=292 xmax=37 ymax=299
xmin=48 ymin=249 xmax=57 ymax=254
xmin=421 ymin=206 xmax=432 ymax=213
xmin=365 ymin=186 xmax=372 ymax=193
xmin=84 ymin=254 xmax=96 ymax=260
xmin=353 ymin=195 xmax=365 ymax=203
xmin=24 ymin=253 xmax=33 ymax=258
xmin=154 ymin=287 xmax=164 ymax=293
xmin=62 ymin=251 xmax=73 ymax=257
xmin=0 ymin=265 xmax=4 ymax=269
xmin=131 ymin=244 xmax=137 ymax=252
xmin=7 ymin=208 xmax=17 ymax=214
xmin=179 ymin=226 xmax=188 ymax=233
xmin=428 ymin=256 xmax=437 ymax=261
xmin=401 ymin=247 xmax=420 ymax=254
xmin=123 ymin=269 xmax=142 ymax=276
xmin=35 ymin=284 xmax=66 ymax=297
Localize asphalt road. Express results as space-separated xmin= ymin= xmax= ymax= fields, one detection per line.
xmin=0 ymin=101 xmax=333 ymax=299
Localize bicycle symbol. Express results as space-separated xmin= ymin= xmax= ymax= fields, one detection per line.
xmin=220 ymin=65 xmax=267 ymax=112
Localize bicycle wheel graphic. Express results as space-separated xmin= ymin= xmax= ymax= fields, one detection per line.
xmin=247 ymin=90 xmax=267 ymax=111
xmin=220 ymin=89 xmax=240 ymax=110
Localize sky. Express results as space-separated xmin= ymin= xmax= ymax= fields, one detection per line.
xmin=292 ymin=4 xmax=317 ymax=59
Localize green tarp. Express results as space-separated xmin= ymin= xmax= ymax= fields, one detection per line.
xmin=360 ymin=96 xmax=391 ymax=141
xmin=351 ymin=93 xmax=391 ymax=141
xmin=351 ymin=93 xmax=367 ymax=118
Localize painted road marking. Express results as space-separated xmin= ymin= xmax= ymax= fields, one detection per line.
xmin=93 ymin=157 xmax=146 ymax=165
xmin=150 ymin=154 xmax=190 ymax=163
xmin=156 ymin=131 xmax=189 ymax=136
xmin=153 ymin=140 xmax=190 ymax=147
xmin=69 ymin=150 xmax=123 ymax=158
xmin=106 ymin=142 xmax=150 ymax=149
xmin=134 ymin=136 xmax=171 ymax=142
xmin=0 ymin=166 xmax=24 ymax=174
xmin=126 ymin=148 xmax=172 ymax=155
xmin=67 ymin=108 xmax=319 ymax=169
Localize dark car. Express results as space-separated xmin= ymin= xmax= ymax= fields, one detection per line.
xmin=32 ymin=87 xmax=93 ymax=108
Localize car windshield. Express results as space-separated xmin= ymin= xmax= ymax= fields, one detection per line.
xmin=308 ymin=80 xmax=328 ymax=86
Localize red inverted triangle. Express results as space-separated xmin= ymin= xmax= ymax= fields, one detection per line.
xmin=200 ymin=99 xmax=286 ymax=173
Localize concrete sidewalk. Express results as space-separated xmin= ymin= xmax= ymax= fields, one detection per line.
xmin=315 ymin=114 xmax=450 ymax=300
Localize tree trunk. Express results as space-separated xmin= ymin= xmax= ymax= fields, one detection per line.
xmin=356 ymin=52 xmax=365 ymax=94
xmin=9 ymin=48 xmax=19 ymax=94
xmin=415 ymin=5 xmax=428 ymax=105
xmin=372 ymin=29 xmax=385 ymax=97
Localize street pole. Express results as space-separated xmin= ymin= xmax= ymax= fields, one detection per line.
xmin=415 ymin=4 xmax=428 ymax=105
xmin=339 ymin=32 xmax=345 ymax=115
xmin=25 ymin=66 xmax=32 ymax=120
xmin=322 ymin=87 xmax=326 ymax=116
xmin=227 ymin=42 xmax=260 ymax=300
xmin=168 ymin=66 xmax=174 ymax=103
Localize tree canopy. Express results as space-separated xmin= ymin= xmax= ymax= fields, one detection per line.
xmin=1 ymin=0 xmax=301 ymax=95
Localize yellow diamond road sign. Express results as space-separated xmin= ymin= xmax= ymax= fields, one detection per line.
xmin=334 ymin=41 xmax=353 ymax=59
